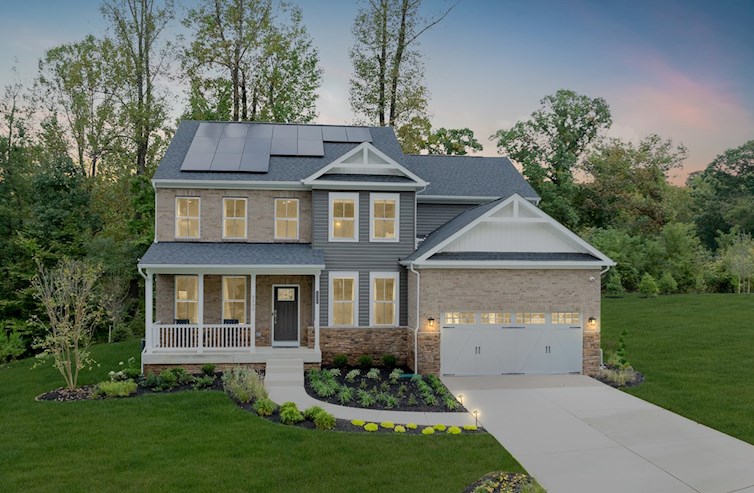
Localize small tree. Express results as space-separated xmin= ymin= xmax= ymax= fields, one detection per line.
xmin=605 ymin=271 xmax=625 ymax=297
xmin=638 ymin=273 xmax=659 ymax=298
xmin=32 ymin=259 xmax=103 ymax=389
xmin=657 ymin=272 xmax=678 ymax=295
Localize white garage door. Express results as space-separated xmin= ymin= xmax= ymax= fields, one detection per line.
xmin=440 ymin=311 xmax=583 ymax=376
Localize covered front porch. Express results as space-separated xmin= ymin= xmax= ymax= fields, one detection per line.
xmin=138 ymin=242 xmax=325 ymax=368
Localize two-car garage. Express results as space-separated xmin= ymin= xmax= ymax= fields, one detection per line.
xmin=440 ymin=311 xmax=583 ymax=375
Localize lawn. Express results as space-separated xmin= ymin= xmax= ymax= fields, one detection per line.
xmin=0 ymin=341 xmax=522 ymax=493
xmin=602 ymin=293 xmax=754 ymax=445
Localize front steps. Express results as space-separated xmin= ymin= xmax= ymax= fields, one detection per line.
xmin=264 ymin=358 xmax=305 ymax=388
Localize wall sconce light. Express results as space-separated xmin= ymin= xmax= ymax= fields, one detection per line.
xmin=458 ymin=394 xmax=464 ymax=406
xmin=473 ymin=409 xmax=479 ymax=427
xmin=427 ymin=317 xmax=435 ymax=327
xmin=588 ymin=317 xmax=597 ymax=327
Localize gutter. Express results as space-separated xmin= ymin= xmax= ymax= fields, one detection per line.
xmin=408 ymin=262 xmax=420 ymax=374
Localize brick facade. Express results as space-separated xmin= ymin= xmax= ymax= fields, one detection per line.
xmin=155 ymin=189 xmax=312 ymax=243
xmin=308 ymin=326 xmax=414 ymax=368
xmin=143 ymin=362 xmax=320 ymax=375
xmin=408 ymin=268 xmax=602 ymax=375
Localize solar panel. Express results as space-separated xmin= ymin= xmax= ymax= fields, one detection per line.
xmin=217 ymin=137 xmax=246 ymax=154
xmin=240 ymin=152 xmax=271 ymax=172
xmin=346 ymin=127 xmax=372 ymax=143
xmin=322 ymin=126 xmax=348 ymax=142
xmin=247 ymin=124 xmax=273 ymax=139
xmin=271 ymin=138 xmax=297 ymax=155
xmin=297 ymin=139 xmax=325 ymax=156
xmin=273 ymin=125 xmax=297 ymax=139
xmin=181 ymin=152 xmax=215 ymax=170
xmin=240 ymin=136 xmax=271 ymax=172
xmin=298 ymin=125 xmax=322 ymax=141
xmin=195 ymin=122 xmax=225 ymax=138
xmin=221 ymin=123 xmax=249 ymax=138
xmin=187 ymin=136 xmax=220 ymax=153
xmin=210 ymin=153 xmax=242 ymax=171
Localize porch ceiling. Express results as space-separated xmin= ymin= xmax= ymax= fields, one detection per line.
xmin=138 ymin=242 xmax=325 ymax=275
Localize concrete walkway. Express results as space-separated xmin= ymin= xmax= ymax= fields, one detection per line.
xmin=442 ymin=375 xmax=754 ymax=493
xmin=264 ymin=359 xmax=475 ymax=427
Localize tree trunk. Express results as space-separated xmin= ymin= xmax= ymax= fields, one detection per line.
xmin=388 ymin=0 xmax=409 ymax=127
xmin=241 ymin=69 xmax=248 ymax=121
xmin=377 ymin=0 xmax=388 ymax=126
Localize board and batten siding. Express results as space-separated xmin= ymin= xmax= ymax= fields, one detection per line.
xmin=416 ymin=203 xmax=477 ymax=237
xmin=313 ymin=190 xmax=415 ymax=327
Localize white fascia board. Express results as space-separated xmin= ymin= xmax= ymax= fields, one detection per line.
xmin=416 ymin=195 xmax=500 ymax=204
xmin=152 ymin=179 xmax=305 ymax=190
xmin=309 ymin=181 xmax=424 ymax=191
xmin=138 ymin=264 xmax=325 ymax=275
xmin=409 ymin=260 xmax=612 ymax=269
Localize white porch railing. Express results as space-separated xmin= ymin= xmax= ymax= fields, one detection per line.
xmin=149 ymin=323 xmax=255 ymax=353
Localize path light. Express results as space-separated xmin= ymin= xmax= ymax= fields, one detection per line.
xmin=458 ymin=394 xmax=463 ymax=405
xmin=473 ymin=409 xmax=479 ymax=427
xmin=588 ymin=317 xmax=597 ymax=327
xmin=427 ymin=317 xmax=435 ymax=327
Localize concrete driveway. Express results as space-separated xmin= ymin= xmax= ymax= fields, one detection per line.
xmin=442 ymin=375 xmax=754 ymax=493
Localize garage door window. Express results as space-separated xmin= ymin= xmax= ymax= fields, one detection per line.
xmin=516 ymin=312 xmax=545 ymax=324
xmin=444 ymin=312 xmax=475 ymax=325
xmin=552 ymin=312 xmax=580 ymax=325
xmin=481 ymin=312 xmax=512 ymax=324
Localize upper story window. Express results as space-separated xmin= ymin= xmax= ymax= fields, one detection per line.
xmin=275 ymin=198 xmax=299 ymax=240
xmin=222 ymin=276 xmax=246 ymax=324
xmin=370 ymin=193 xmax=399 ymax=242
xmin=175 ymin=275 xmax=198 ymax=323
xmin=223 ymin=198 xmax=247 ymax=239
xmin=176 ymin=197 xmax=200 ymax=239
xmin=329 ymin=192 xmax=359 ymax=242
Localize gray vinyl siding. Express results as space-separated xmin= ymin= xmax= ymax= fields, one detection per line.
xmin=416 ymin=203 xmax=477 ymax=236
xmin=313 ymin=190 xmax=414 ymax=326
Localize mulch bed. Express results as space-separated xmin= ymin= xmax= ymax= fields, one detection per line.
xmin=593 ymin=365 xmax=645 ymax=388
xmin=36 ymin=374 xmax=225 ymax=401
xmin=304 ymin=366 xmax=467 ymax=413
xmin=462 ymin=472 xmax=541 ymax=493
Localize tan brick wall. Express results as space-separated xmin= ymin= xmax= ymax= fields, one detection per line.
xmin=255 ymin=275 xmax=313 ymax=347
xmin=311 ymin=326 xmax=412 ymax=367
xmin=410 ymin=269 xmax=602 ymax=376
xmin=155 ymin=188 xmax=311 ymax=243
xmin=155 ymin=274 xmax=174 ymax=323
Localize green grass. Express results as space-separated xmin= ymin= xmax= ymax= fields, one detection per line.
xmin=602 ymin=293 xmax=754 ymax=445
xmin=0 ymin=341 xmax=522 ymax=492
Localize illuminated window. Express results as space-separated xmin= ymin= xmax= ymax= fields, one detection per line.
xmin=516 ymin=312 xmax=546 ymax=324
xmin=371 ymin=273 xmax=398 ymax=325
xmin=329 ymin=192 xmax=358 ymax=241
xmin=481 ymin=312 xmax=512 ymax=324
xmin=175 ymin=276 xmax=198 ymax=323
xmin=330 ymin=272 xmax=357 ymax=325
xmin=223 ymin=198 xmax=247 ymax=239
xmin=275 ymin=198 xmax=299 ymax=240
xmin=552 ymin=312 xmax=580 ymax=325
xmin=444 ymin=312 xmax=476 ymax=325
xmin=370 ymin=193 xmax=399 ymax=241
xmin=175 ymin=197 xmax=200 ymax=239
xmin=222 ymin=276 xmax=246 ymax=324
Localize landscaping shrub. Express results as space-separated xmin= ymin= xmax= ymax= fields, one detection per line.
xmin=279 ymin=402 xmax=304 ymax=425
xmin=433 ymin=424 xmax=447 ymax=432
xmin=380 ymin=421 xmax=394 ymax=429
xmin=328 ymin=368 xmax=341 ymax=377
xmin=383 ymin=394 xmax=398 ymax=409
xmin=394 ymin=425 xmax=406 ymax=433
xmin=358 ymin=355 xmax=373 ymax=369
xmin=443 ymin=394 xmax=460 ymax=411
xmin=406 ymin=423 xmax=417 ymax=430
xmin=222 ymin=366 xmax=267 ymax=403
xmin=639 ymin=273 xmax=659 ymax=297
xmin=143 ymin=372 xmax=160 ymax=389
xmin=157 ymin=369 xmax=179 ymax=391
xmin=363 ymin=423 xmax=378 ymax=432
xmin=447 ymin=426 xmax=462 ymax=435
xmin=332 ymin=354 xmax=348 ymax=368
xmin=304 ymin=405 xmax=326 ymax=421
xmin=381 ymin=354 xmax=397 ymax=369
xmin=421 ymin=393 xmax=438 ymax=406
xmin=351 ymin=419 xmax=365 ymax=426
xmin=357 ymin=389 xmax=375 ymax=407
xmin=313 ymin=411 xmax=336 ymax=431
xmin=421 ymin=427 xmax=435 ymax=435
xmin=170 ymin=367 xmax=195 ymax=385
xmin=463 ymin=425 xmax=478 ymax=431
xmin=658 ymin=271 xmax=678 ymax=294
xmin=201 ymin=363 xmax=216 ymax=376
xmin=116 ymin=357 xmax=141 ymax=379
xmin=345 ymin=369 xmax=360 ymax=382
xmin=388 ymin=368 xmax=403 ymax=383
xmin=337 ymin=386 xmax=353 ymax=405
xmin=95 ymin=379 xmax=138 ymax=398
xmin=0 ymin=329 xmax=25 ymax=363
xmin=252 ymin=398 xmax=277 ymax=416
xmin=407 ymin=394 xmax=418 ymax=406
xmin=366 ymin=368 xmax=380 ymax=380
xmin=192 ymin=375 xmax=215 ymax=390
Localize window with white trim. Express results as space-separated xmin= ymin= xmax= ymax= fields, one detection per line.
xmin=329 ymin=192 xmax=358 ymax=241
xmin=222 ymin=276 xmax=246 ymax=324
xmin=444 ymin=312 xmax=476 ymax=325
xmin=330 ymin=272 xmax=358 ymax=326
xmin=516 ymin=312 xmax=546 ymax=324
xmin=481 ymin=312 xmax=512 ymax=324
xmin=370 ymin=273 xmax=398 ymax=326
xmin=552 ymin=312 xmax=580 ymax=325
xmin=175 ymin=197 xmax=200 ymax=239
xmin=175 ymin=276 xmax=198 ymax=323
xmin=370 ymin=193 xmax=399 ymax=241
xmin=223 ymin=198 xmax=247 ymax=239
xmin=275 ymin=198 xmax=299 ymax=240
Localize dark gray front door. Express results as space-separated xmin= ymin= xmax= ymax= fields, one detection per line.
xmin=273 ymin=286 xmax=298 ymax=345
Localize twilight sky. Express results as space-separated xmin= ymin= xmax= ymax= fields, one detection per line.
xmin=1 ymin=0 xmax=752 ymax=184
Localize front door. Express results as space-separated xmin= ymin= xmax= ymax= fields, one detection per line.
xmin=273 ymin=286 xmax=299 ymax=346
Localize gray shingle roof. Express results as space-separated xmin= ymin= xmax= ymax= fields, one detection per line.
xmin=153 ymin=120 xmax=539 ymax=201
xmin=402 ymin=199 xmax=505 ymax=262
xmin=319 ymin=174 xmax=415 ymax=183
xmin=138 ymin=242 xmax=325 ymax=266
xmin=428 ymin=252 xmax=601 ymax=262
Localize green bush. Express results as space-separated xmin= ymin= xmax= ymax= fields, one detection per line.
xmin=365 ymin=368 xmax=380 ymax=380
xmin=192 ymin=375 xmax=215 ymax=390
xmin=447 ymin=426 xmax=462 ymax=435
xmin=658 ymin=271 xmax=678 ymax=294
xmin=421 ymin=427 xmax=435 ymax=435
xmin=170 ymin=367 xmax=195 ymax=385
xmin=381 ymin=354 xmax=397 ymax=369
xmin=345 ymin=369 xmax=360 ymax=382
xmin=313 ymin=411 xmax=336 ymax=430
xmin=364 ymin=422 xmax=378 ymax=432
xmin=143 ymin=372 xmax=160 ymax=389
xmin=337 ymin=385 xmax=353 ymax=405
xmin=462 ymin=425 xmax=477 ymax=431
xmin=252 ymin=398 xmax=277 ymax=417
xmin=332 ymin=354 xmax=348 ymax=368
xmin=357 ymin=389 xmax=375 ymax=407
xmin=111 ymin=324 xmax=133 ymax=342
xmin=158 ymin=369 xmax=178 ymax=390
xmin=443 ymin=394 xmax=460 ymax=411
xmin=303 ymin=406 xmax=326 ymax=421
xmin=406 ymin=422 xmax=417 ymax=430
xmin=605 ymin=271 xmax=625 ymax=296
xmin=394 ymin=425 xmax=406 ymax=433
xmin=0 ymin=329 xmax=25 ymax=362
xmin=311 ymin=378 xmax=338 ymax=398
xmin=383 ymin=394 xmax=398 ymax=409
xmin=351 ymin=419 xmax=365 ymax=426
xmin=639 ymin=273 xmax=659 ymax=298
xmin=388 ymin=368 xmax=404 ymax=383
xmin=201 ymin=363 xmax=216 ymax=376
xmin=358 ymin=355 xmax=373 ymax=369
xmin=380 ymin=421 xmax=394 ymax=429
xmin=96 ymin=379 xmax=138 ymax=398
xmin=407 ymin=394 xmax=418 ymax=406
xmin=222 ymin=366 xmax=267 ymax=403
xmin=433 ymin=424 xmax=447 ymax=432
xmin=279 ymin=402 xmax=304 ymax=425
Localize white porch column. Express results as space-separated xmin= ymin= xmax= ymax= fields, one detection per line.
xmin=197 ymin=273 xmax=204 ymax=353
xmin=250 ymin=273 xmax=256 ymax=351
xmin=145 ymin=271 xmax=153 ymax=353
xmin=314 ymin=273 xmax=320 ymax=352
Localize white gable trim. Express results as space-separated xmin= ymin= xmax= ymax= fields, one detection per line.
xmin=412 ymin=194 xmax=615 ymax=265
xmin=301 ymin=142 xmax=428 ymax=187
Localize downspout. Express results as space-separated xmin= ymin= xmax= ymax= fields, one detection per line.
xmin=598 ymin=265 xmax=611 ymax=367
xmin=409 ymin=262 xmax=420 ymax=375
xmin=138 ymin=265 xmax=147 ymax=280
